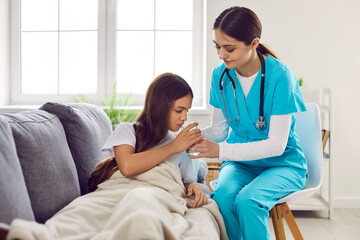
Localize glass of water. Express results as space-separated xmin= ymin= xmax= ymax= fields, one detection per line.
xmin=180 ymin=122 xmax=200 ymax=156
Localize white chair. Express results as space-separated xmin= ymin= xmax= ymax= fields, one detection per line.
xmin=210 ymin=103 xmax=324 ymax=240
xmin=270 ymin=103 xmax=323 ymax=240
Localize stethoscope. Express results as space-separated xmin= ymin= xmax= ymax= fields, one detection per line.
xmin=219 ymin=50 xmax=266 ymax=129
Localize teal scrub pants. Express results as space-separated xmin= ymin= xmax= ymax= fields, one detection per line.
xmin=211 ymin=161 xmax=307 ymax=240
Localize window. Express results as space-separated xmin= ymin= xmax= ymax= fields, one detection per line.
xmin=10 ymin=0 xmax=104 ymax=104
xmin=10 ymin=0 xmax=204 ymax=108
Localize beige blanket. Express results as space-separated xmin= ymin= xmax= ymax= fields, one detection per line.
xmin=7 ymin=159 xmax=228 ymax=240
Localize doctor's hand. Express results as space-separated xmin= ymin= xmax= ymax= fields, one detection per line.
xmin=170 ymin=123 xmax=204 ymax=154
xmin=186 ymin=182 xmax=208 ymax=208
xmin=187 ymin=139 xmax=219 ymax=159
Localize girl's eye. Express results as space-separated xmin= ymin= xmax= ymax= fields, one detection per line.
xmin=215 ymin=45 xmax=220 ymax=50
xmin=227 ymin=48 xmax=235 ymax=53
xmin=176 ymin=110 xmax=182 ymax=113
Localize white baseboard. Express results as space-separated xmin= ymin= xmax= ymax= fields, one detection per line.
xmin=332 ymin=197 xmax=360 ymax=208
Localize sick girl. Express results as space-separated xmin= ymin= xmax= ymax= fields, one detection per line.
xmin=88 ymin=72 xmax=209 ymax=207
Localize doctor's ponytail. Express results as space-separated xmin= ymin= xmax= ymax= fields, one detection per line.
xmin=257 ymin=43 xmax=278 ymax=60
xmin=214 ymin=6 xmax=278 ymax=59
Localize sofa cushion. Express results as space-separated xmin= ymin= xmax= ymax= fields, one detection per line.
xmin=1 ymin=110 xmax=80 ymax=223
xmin=0 ymin=117 xmax=35 ymax=225
xmin=40 ymin=102 xmax=112 ymax=195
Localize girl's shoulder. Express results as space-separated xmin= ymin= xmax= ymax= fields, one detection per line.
xmin=111 ymin=122 xmax=136 ymax=140
xmin=101 ymin=122 xmax=136 ymax=155
xmin=114 ymin=122 xmax=135 ymax=133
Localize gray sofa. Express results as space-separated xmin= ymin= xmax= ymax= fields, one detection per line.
xmin=0 ymin=102 xmax=112 ymax=228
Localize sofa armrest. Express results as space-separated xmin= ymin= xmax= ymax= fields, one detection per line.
xmin=0 ymin=223 xmax=9 ymax=230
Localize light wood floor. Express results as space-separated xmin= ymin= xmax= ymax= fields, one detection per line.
xmin=269 ymin=208 xmax=360 ymax=240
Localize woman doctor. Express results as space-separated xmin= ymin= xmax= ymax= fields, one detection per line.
xmin=189 ymin=6 xmax=308 ymax=240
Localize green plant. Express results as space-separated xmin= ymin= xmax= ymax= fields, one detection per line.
xmin=73 ymin=83 xmax=140 ymax=129
xmin=298 ymin=77 xmax=303 ymax=87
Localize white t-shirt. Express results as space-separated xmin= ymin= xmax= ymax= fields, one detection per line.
xmin=101 ymin=122 xmax=197 ymax=183
xmin=235 ymin=70 xmax=257 ymax=100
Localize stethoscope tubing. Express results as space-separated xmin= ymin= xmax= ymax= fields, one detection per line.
xmin=219 ymin=50 xmax=266 ymax=127
xmin=258 ymin=50 xmax=265 ymax=126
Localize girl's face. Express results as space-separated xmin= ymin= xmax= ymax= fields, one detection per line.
xmin=213 ymin=28 xmax=255 ymax=70
xmin=168 ymin=94 xmax=193 ymax=132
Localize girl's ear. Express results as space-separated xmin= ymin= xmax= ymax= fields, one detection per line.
xmin=250 ymin=38 xmax=260 ymax=50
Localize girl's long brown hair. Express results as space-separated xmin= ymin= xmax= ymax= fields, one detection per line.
xmin=87 ymin=73 xmax=193 ymax=193
xmin=213 ymin=6 xmax=278 ymax=59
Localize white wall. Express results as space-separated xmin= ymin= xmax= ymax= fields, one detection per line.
xmin=0 ymin=0 xmax=9 ymax=105
xmin=189 ymin=0 xmax=360 ymax=208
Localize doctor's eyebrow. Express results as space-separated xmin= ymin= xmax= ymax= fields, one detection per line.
xmin=212 ymin=40 xmax=236 ymax=47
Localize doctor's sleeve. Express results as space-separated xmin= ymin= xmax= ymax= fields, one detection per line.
xmin=201 ymin=107 xmax=229 ymax=143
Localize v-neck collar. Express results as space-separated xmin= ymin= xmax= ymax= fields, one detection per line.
xmin=227 ymin=68 xmax=261 ymax=105
xmin=227 ymin=68 xmax=262 ymax=127
xmin=235 ymin=70 xmax=260 ymax=101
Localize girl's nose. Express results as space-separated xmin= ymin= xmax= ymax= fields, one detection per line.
xmin=181 ymin=112 xmax=187 ymax=121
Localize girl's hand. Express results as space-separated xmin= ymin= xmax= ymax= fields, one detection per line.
xmin=170 ymin=123 xmax=204 ymax=154
xmin=186 ymin=182 xmax=208 ymax=208
xmin=187 ymin=139 xmax=219 ymax=159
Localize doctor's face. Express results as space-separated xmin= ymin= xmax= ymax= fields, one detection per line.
xmin=168 ymin=94 xmax=193 ymax=132
xmin=213 ymin=28 xmax=253 ymax=70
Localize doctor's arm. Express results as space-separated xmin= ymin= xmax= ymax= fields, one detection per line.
xmin=200 ymin=107 xmax=229 ymax=143
xmin=189 ymin=114 xmax=291 ymax=161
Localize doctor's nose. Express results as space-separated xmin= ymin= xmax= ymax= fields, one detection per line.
xmin=218 ymin=49 xmax=227 ymax=60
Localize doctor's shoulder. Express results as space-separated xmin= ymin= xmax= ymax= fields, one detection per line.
xmin=212 ymin=62 xmax=227 ymax=77
xmin=268 ymin=56 xmax=297 ymax=84
xmin=267 ymin=54 xmax=288 ymax=73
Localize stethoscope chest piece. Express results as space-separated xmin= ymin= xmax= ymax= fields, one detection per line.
xmin=256 ymin=116 xmax=266 ymax=129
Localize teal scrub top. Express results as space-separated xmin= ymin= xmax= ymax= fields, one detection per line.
xmin=209 ymin=54 xmax=307 ymax=170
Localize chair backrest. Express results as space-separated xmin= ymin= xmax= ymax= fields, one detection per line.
xmin=294 ymin=103 xmax=323 ymax=189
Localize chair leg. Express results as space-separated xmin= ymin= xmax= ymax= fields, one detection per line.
xmin=270 ymin=205 xmax=286 ymax=240
xmin=279 ymin=203 xmax=304 ymax=240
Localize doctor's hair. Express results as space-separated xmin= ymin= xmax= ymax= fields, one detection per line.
xmin=134 ymin=72 xmax=193 ymax=153
xmin=87 ymin=73 xmax=193 ymax=193
xmin=213 ymin=6 xmax=278 ymax=59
